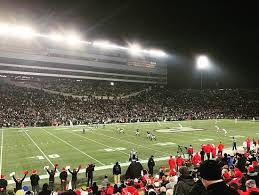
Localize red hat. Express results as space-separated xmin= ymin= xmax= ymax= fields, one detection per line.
xmin=75 ymin=189 xmax=81 ymax=195
xmin=62 ymin=167 xmax=66 ymax=171
xmin=23 ymin=170 xmax=29 ymax=175
xmin=32 ymin=170 xmax=37 ymax=174
xmin=234 ymin=168 xmax=243 ymax=178
xmin=248 ymin=166 xmax=254 ymax=173
xmin=0 ymin=175 xmax=5 ymax=179
xmin=161 ymin=166 xmax=166 ymax=171
xmin=223 ymin=172 xmax=230 ymax=180
xmin=54 ymin=163 xmax=59 ymax=167
xmin=252 ymin=161 xmax=258 ymax=166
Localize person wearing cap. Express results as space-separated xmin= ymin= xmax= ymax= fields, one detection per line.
xmin=246 ymin=165 xmax=259 ymax=187
xmin=199 ymin=160 xmax=239 ymax=194
xmin=68 ymin=165 xmax=81 ymax=190
xmin=0 ymin=175 xmax=7 ymax=194
xmin=173 ymin=166 xmax=193 ymax=195
xmin=12 ymin=171 xmax=28 ymax=192
xmin=59 ymin=167 xmax=68 ymax=191
xmin=30 ymin=169 xmax=40 ymax=194
xmin=113 ymin=162 xmax=121 ymax=185
xmin=241 ymin=179 xmax=259 ymax=195
xmin=45 ymin=164 xmax=58 ymax=191
xmin=147 ymin=155 xmax=155 ymax=176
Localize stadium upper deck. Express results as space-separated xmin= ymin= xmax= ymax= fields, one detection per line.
xmin=0 ymin=31 xmax=167 ymax=84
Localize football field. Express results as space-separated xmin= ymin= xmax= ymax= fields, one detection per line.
xmin=1 ymin=119 xmax=259 ymax=185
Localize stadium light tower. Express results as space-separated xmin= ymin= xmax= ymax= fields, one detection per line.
xmin=196 ymin=55 xmax=209 ymax=89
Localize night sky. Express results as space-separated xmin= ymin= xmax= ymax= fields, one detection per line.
xmin=0 ymin=1 xmax=258 ymax=88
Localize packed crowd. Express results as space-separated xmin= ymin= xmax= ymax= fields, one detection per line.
xmin=2 ymin=138 xmax=259 ymax=195
xmin=40 ymin=79 xmax=148 ymax=97
xmin=1 ymin=80 xmax=259 ymax=127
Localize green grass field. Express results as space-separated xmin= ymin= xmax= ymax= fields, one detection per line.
xmin=1 ymin=119 xmax=259 ymax=188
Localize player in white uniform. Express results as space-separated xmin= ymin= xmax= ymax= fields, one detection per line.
xmin=147 ymin=131 xmax=151 ymax=139
xmin=117 ymin=128 xmax=124 ymax=134
xmin=151 ymin=134 xmax=156 ymax=141
xmin=135 ymin=129 xmax=140 ymax=136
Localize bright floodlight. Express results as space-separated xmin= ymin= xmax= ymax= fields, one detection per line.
xmin=66 ymin=34 xmax=81 ymax=45
xmin=196 ymin=55 xmax=209 ymax=69
xmin=129 ymin=44 xmax=142 ymax=55
xmin=0 ymin=23 xmax=9 ymax=34
xmin=110 ymin=82 xmax=114 ymax=86
xmin=149 ymin=49 xmax=167 ymax=57
xmin=49 ymin=33 xmax=65 ymax=41
xmin=0 ymin=24 xmax=35 ymax=38
xmin=11 ymin=26 xmax=35 ymax=38
xmin=93 ymin=41 xmax=113 ymax=49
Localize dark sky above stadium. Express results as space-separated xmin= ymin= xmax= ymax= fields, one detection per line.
xmin=0 ymin=1 xmax=258 ymax=88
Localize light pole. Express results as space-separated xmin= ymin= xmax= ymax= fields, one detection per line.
xmin=196 ymin=55 xmax=209 ymax=89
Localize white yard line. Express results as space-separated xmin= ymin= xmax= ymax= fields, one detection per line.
xmin=42 ymin=129 xmax=105 ymax=166
xmin=23 ymin=130 xmax=56 ymax=168
xmin=0 ymin=129 xmax=4 ymax=176
xmin=67 ymin=131 xmax=130 ymax=157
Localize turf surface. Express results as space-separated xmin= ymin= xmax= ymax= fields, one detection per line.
xmin=1 ymin=119 xmax=259 ymax=187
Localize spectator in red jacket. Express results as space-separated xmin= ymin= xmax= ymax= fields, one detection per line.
xmin=234 ymin=168 xmax=243 ymax=178
xmin=241 ymin=179 xmax=259 ymax=195
xmin=187 ymin=145 xmax=194 ymax=161
xmin=204 ymin=144 xmax=212 ymax=160
xmin=176 ymin=155 xmax=184 ymax=171
xmin=168 ymin=156 xmax=175 ymax=173
xmin=106 ymin=184 xmax=114 ymax=195
xmin=218 ymin=142 xmax=224 ymax=155
xmin=211 ymin=144 xmax=217 ymax=159
xmin=192 ymin=152 xmax=201 ymax=167
xmin=246 ymin=137 xmax=251 ymax=152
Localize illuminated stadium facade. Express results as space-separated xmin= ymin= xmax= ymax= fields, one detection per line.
xmin=0 ymin=25 xmax=167 ymax=84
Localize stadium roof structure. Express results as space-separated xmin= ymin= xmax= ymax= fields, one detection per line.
xmin=0 ymin=23 xmax=167 ymax=58
xmin=0 ymin=23 xmax=168 ymax=84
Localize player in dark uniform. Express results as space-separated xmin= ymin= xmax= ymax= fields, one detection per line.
xmin=68 ymin=165 xmax=81 ymax=190
xmin=83 ymin=128 xmax=85 ymax=134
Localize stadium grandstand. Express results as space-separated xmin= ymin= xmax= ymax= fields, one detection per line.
xmin=1 ymin=5 xmax=259 ymax=195
xmin=0 ymin=32 xmax=167 ymax=84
